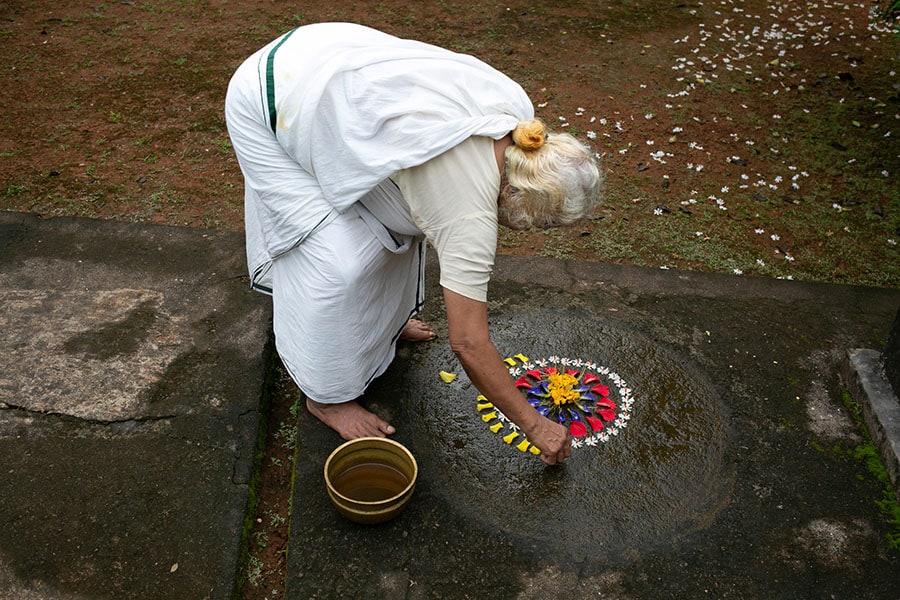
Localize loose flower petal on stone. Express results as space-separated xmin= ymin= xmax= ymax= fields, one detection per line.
xmin=570 ymin=421 xmax=589 ymax=438
xmin=586 ymin=416 xmax=605 ymax=432
xmin=590 ymin=383 xmax=611 ymax=396
xmin=598 ymin=409 xmax=617 ymax=422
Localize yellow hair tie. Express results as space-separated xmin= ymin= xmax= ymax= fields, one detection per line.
xmin=511 ymin=119 xmax=547 ymax=151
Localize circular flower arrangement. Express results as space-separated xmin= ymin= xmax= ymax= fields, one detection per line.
xmin=476 ymin=354 xmax=636 ymax=455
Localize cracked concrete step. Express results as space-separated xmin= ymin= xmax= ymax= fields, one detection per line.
xmin=0 ymin=212 xmax=272 ymax=599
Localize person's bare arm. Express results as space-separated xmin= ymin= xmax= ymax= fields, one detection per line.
xmin=442 ymin=287 xmax=571 ymax=465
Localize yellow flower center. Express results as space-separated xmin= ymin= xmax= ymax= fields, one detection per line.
xmin=546 ymin=372 xmax=580 ymax=406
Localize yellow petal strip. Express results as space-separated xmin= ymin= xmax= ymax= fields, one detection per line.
xmin=489 ymin=422 xmax=504 ymax=433
xmin=476 ymin=402 xmax=493 ymax=411
xmin=502 ymin=431 xmax=519 ymax=445
xmin=514 ymin=353 xmax=529 ymax=363
xmin=481 ymin=411 xmax=498 ymax=423
xmin=516 ymin=439 xmax=531 ymax=453
xmin=529 ymin=446 xmax=542 ymax=455
xmin=503 ymin=357 xmax=516 ymax=366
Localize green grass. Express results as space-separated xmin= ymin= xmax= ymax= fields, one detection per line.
xmin=841 ymin=392 xmax=900 ymax=549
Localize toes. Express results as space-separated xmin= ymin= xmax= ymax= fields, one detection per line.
xmin=400 ymin=319 xmax=436 ymax=342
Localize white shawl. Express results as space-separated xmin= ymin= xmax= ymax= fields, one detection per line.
xmin=262 ymin=22 xmax=534 ymax=248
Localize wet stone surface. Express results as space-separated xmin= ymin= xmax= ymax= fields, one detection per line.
xmin=0 ymin=289 xmax=179 ymax=420
xmin=0 ymin=213 xmax=270 ymax=600
xmin=403 ymin=310 xmax=730 ymax=562
xmin=287 ymin=256 xmax=900 ymax=599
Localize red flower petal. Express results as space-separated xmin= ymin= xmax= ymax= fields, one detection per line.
xmin=544 ymin=367 xmax=558 ymax=375
xmin=598 ymin=409 xmax=617 ymax=422
xmin=566 ymin=369 xmax=579 ymax=377
xmin=586 ymin=416 xmax=604 ymax=432
xmin=590 ymin=383 xmax=610 ymax=396
xmin=597 ymin=398 xmax=616 ymax=410
xmin=526 ymin=369 xmax=543 ymax=380
xmin=569 ymin=421 xmax=588 ymax=438
xmin=582 ymin=372 xmax=600 ymax=384
xmin=515 ymin=376 xmax=532 ymax=389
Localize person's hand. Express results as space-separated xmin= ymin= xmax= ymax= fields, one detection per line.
xmin=523 ymin=418 xmax=571 ymax=466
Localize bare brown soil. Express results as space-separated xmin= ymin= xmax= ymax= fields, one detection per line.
xmin=1 ymin=1 xmax=897 ymax=597
xmin=2 ymin=1 xmax=898 ymax=284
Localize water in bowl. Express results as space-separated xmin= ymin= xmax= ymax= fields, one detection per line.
xmin=332 ymin=462 xmax=410 ymax=502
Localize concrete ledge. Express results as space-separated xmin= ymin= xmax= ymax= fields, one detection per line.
xmin=844 ymin=348 xmax=900 ymax=502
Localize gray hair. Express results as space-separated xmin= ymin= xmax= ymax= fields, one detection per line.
xmin=500 ymin=126 xmax=602 ymax=229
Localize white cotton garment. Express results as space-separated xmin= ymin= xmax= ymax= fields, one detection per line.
xmin=271 ymin=192 xmax=426 ymax=404
xmin=225 ymin=22 xmax=533 ymax=288
xmin=224 ymin=23 xmax=533 ymax=402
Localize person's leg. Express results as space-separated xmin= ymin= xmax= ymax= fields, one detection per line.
xmin=271 ymin=209 xmax=425 ymax=439
xmin=226 ymin=44 xmax=428 ymax=438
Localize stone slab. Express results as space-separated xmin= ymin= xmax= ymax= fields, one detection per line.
xmin=288 ymin=253 xmax=900 ymax=599
xmin=0 ymin=212 xmax=272 ymax=599
xmin=845 ymin=348 xmax=900 ymax=500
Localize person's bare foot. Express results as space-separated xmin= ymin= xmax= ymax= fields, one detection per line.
xmin=400 ymin=318 xmax=435 ymax=342
xmin=306 ymin=397 xmax=396 ymax=440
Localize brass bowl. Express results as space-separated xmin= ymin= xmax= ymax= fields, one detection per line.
xmin=324 ymin=437 xmax=418 ymax=525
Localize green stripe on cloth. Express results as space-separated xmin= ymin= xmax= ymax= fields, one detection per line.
xmin=266 ymin=28 xmax=298 ymax=134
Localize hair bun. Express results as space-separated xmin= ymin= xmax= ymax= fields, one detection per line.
xmin=511 ymin=119 xmax=546 ymax=151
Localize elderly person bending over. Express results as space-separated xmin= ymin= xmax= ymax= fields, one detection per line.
xmin=225 ymin=23 xmax=601 ymax=466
